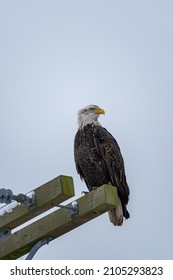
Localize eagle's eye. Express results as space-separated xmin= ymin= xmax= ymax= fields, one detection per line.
xmin=89 ymin=106 xmax=98 ymax=112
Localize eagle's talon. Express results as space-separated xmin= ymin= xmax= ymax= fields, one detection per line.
xmin=81 ymin=191 xmax=89 ymax=195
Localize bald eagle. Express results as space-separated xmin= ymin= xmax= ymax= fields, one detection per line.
xmin=74 ymin=105 xmax=130 ymax=226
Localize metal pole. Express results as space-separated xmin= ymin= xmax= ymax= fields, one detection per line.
xmin=25 ymin=237 xmax=52 ymax=260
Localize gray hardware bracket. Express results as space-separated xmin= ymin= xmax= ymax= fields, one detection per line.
xmin=0 ymin=188 xmax=35 ymax=206
xmin=57 ymin=201 xmax=78 ymax=215
xmin=0 ymin=228 xmax=11 ymax=241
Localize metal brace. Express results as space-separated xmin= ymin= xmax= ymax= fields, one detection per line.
xmin=0 ymin=228 xmax=11 ymax=241
xmin=25 ymin=237 xmax=53 ymax=260
xmin=0 ymin=188 xmax=35 ymax=206
xmin=57 ymin=201 xmax=78 ymax=216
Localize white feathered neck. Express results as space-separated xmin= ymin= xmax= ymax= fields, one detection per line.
xmin=77 ymin=105 xmax=102 ymax=129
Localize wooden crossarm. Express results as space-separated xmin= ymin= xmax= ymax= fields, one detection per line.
xmin=0 ymin=184 xmax=118 ymax=260
xmin=0 ymin=175 xmax=74 ymax=231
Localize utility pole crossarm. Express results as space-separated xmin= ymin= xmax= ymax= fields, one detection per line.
xmin=0 ymin=175 xmax=74 ymax=231
xmin=0 ymin=184 xmax=118 ymax=260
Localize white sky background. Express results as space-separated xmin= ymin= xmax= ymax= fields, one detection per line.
xmin=0 ymin=0 xmax=173 ymax=260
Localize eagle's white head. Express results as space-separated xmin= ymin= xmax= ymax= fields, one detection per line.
xmin=77 ymin=104 xmax=105 ymax=129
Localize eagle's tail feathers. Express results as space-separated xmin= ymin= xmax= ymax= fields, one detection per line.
xmin=108 ymin=198 xmax=124 ymax=226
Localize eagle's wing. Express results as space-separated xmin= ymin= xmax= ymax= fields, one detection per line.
xmin=93 ymin=126 xmax=129 ymax=205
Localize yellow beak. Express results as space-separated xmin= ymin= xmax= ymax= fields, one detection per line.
xmin=95 ymin=108 xmax=105 ymax=115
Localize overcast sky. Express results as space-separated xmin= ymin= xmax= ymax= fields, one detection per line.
xmin=0 ymin=0 xmax=173 ymax=260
